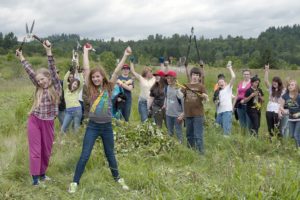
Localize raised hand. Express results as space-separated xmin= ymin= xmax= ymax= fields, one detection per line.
xmin=125 ymin=46 xmax=132 ymax=56
xmin=226 ymin=60 xmax=232 ymax=69
xmin=43 ymin=40 xmax=52 ymax=56
xmin=15 ymin=49 xmax=25 ymax=61
xmin=83 ymin=43 xmax=93 ymax=52
xmin=264 ymin=63 xmax=270 ymax=71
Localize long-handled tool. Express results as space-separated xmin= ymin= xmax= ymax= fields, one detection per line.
xmin=185 ymin=27 xmax=203 ymax=67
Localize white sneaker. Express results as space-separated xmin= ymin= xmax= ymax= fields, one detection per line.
xmin=117 ymin=178 xmax=129 ymax=190
xmin=68 ymin=182 xmax=78 ymax=193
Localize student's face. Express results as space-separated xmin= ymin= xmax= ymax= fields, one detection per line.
xmin=191 ymin=73 xmax=200 ymax=83
xmin=218 ymin=79 xmax=226 ymax=89
xmin=36 ymin=73 xmax=50 ymax=89
xmin=68 ymin=74 xmax=74 ymax=82
xmin=146 ymin=71 xmax=153 ymax=79
xmin=252 ymin=80 xmax=260 ymax=88
xmin=91 ymin=71 xmax=103 ymax=86
xmin=71 ymin=81 xmax=79 ymax=91
xmin=272 ymin=81 xmax=278 ymax=88
xmin=154 ymin=75 xmax=161 ymax=82
xmin=243 ymin=71 xmax=251 ymax=81
xmin=122 ymin=68 xmax=130 ymax=76
xmin=288 ymin=81 xmax=296 ymax=92
xmin=166 ymin=76 xmax=175 ymax=85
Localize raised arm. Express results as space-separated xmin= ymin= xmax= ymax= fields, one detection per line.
xmin=82 ymin=45 xmax=92 ymax=84
xmin=16 ymin=49 xmax=38 ymax=86
xmin=227 ymin=64 xmax=236 ymax=87
xmin=110 ymin=46 xmax=132 ymax=84
xmin=63 ymin=71 xmax=71 ymax=90
xmin=44 ymin=40 xmax=61 ymax=94
xmin=130 ymin=60 xmax=142 ymax=81
xmin=264 ymin=64 xmax=271 ymax=89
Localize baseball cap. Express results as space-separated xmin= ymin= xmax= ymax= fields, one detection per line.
xmin=153 ymin=70 xmax=165 ymax=77
xmin=165 ymin=70 xmax=177 ymax=77
xmin=122 ymin=64 xmax=130 ymax=70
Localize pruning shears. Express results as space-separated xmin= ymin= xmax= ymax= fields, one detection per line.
xmin=18 ymin=20 xmax=49 ymax=51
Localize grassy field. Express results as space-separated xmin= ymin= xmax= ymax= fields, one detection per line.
xmin=0 ymin=57 xmax=300 ymax=199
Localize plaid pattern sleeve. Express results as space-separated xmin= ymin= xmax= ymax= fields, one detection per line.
xmin=31 ymin=89 xmax=58 ymax=120
xmin=21 ymin=60 xmax=38 ymax=86
xmin=48 ymin=56 xmax=62 ymax=96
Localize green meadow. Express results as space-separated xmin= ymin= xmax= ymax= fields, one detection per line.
xmin=0 ymin=55 xmax=300 ymax=199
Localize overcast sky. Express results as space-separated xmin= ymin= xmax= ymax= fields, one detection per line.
xmin=0 ymin=0 xmax=299 ymax=41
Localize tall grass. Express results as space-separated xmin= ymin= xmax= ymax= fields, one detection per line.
xmin=0 ymin=65 xmax=300 ymax=199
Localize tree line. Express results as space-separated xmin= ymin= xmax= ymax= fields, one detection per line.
xmin=1 ymin=24 xmax=300 ymax=69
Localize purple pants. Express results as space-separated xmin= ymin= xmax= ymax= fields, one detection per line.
xmin=27 ymin=115 xmax=54 ymax=176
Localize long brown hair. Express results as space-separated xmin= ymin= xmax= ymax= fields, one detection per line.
xmin=31 ymin=68 xmax=60 ymax=112
xmin=87 ymin=67 xmax=113 ymax=100
xmin=271 ymin=76 xmax=283 ymax=98
xmin=150 ymin=77 xmax=166 ymax=95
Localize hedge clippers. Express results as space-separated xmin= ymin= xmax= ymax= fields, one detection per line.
xmin=18 ymin=20 xmax=49 ymax=51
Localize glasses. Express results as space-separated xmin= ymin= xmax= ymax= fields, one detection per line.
xmin=243 ymin=73 xmax=250 ymax=76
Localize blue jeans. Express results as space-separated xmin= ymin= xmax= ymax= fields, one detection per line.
xmin=58 ymin=110 xmax=65 ymax=126
xmin=280 ymin=114 xmax=290 ymax=137
xmin=237 ymin=104 xmax=251 ymax=129
xmin=186 ymin=116 xmax=204 ymax=154
xmin=216 ymin=111 xmax=232 ymax=135
xmin=166 ymin=115 xmax=183 ymax=143
xmin=61 ymin=107 xmax=82 ymax=133
xmin=79 ymin=100 xmax=84 ymax=124
xmin=73 ymin=121 xmax=119 ymax=184
xmin=138 ymin=97 xmax=148 ymax=122
xmin=121 ymin=98 xmax=132 ymax=122
xmin=289 ymin=121 xmax=300 ymax=147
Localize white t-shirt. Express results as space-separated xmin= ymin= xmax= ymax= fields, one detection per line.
xmin=217 ymin=85 xmax=233 ymax=114
xmin=138 ymin=76 xmax=155 ymax=100
xmin=266 ymin=87 xmax=281 ymax=113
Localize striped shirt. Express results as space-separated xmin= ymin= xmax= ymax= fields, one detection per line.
xmin=22 ymin=56 xmax=61 ymax=120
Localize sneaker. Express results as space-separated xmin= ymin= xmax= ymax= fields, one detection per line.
xmin=40 ymin=175 xmax=51 ymax=182
xmin=117 ymin=178 xmax=129 ymax=190
xmin=32 ymin=180 xmax=39 ymax=186
xmin=68 ymin=182 xmax=78 ymax=193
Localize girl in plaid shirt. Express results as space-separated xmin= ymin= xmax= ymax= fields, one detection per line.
xmin=16 ymin=40 xmax=61 ymax=185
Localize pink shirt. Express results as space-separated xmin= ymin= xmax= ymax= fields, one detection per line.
xmin=237 ymin=81 xmax=251 ymax=100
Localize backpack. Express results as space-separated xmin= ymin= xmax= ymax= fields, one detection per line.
xmin=112 ymin=85 xmax=127 ymax=119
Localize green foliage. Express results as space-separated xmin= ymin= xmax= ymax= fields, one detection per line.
xmin=1 ymin=25 xmax=300 ymax=69
xmin=99 ymin=51 xmax=117 ymax=74
xmin=27 ymin=57 xmax=43 ymax=66
xmin=113 ymin=120 xmax=177 ymax=155
xmin=6 ymin=52 xmax=14 ymax=61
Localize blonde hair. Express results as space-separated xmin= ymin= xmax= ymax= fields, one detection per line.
xmin=141 ymin=67 xmax=152 ymax=78
xmin=287 ymin=79 xmax=299 ymax=101
xmin=30 ymin=68 xmax=60 ymax=112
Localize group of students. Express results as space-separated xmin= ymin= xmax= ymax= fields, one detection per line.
xmin=16 ymin=41 xmax=131 ymax=192
xmin=213 ymin=63 xmax=300 ymax=150
xmin=57 ymin=49 xmax=134 ymax=134
xmin=16 ymin=39 xmax=300 ymax=193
